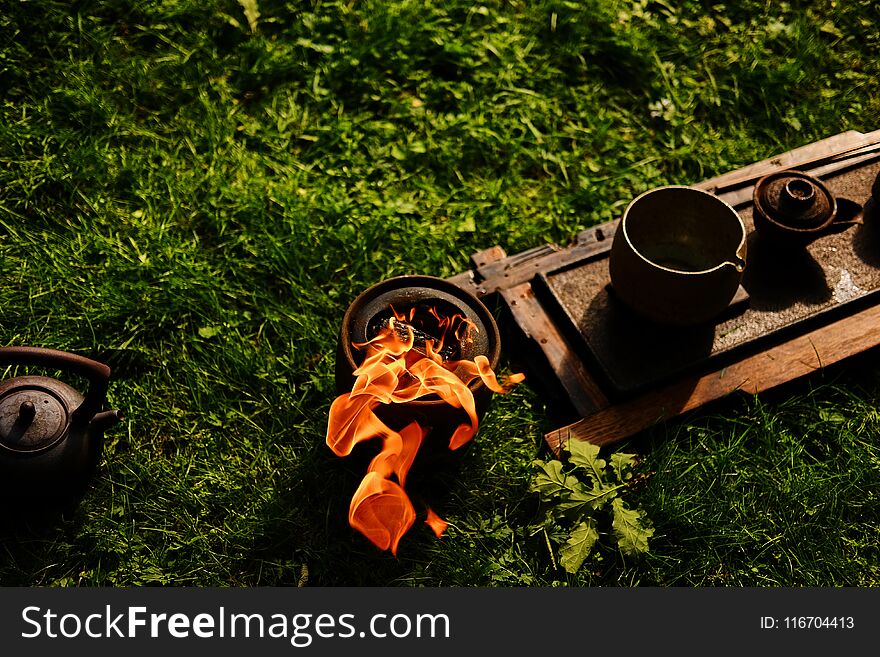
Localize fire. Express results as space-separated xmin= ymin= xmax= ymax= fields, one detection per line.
xmin=425 ymin=507 xmax=448 ymax=538
xmin=327 ymin=305 xmax=524 ymax=554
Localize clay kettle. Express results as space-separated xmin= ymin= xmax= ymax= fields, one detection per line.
xmin=0 ymin=346 xmax=124 ymax=503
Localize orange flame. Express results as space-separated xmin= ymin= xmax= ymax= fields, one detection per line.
xmin=327 ymin=305 xmax=524 ymax=554
xmin=425 ymin=507 xmax=448 ymax=538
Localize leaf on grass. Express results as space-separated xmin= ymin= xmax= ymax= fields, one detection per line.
xmin=819 ymin=409 xmax=847 ymax=424
xmin=609 ymin=452 xmax=637 ymax=482
xmin=555 ymin=480 xmax=617 ymax=515
xmin=819 ymin=21 xmax=844 ymax=39
xmin=559 ymin=518 xmax=599 ymax=573
xmin=782 ymin=114 xmax=802 ymax=132
xmin=295 ymin=38 xmax=335 ymax=54
xmin=566 ymin=440 xmax=605 ymax=481
xmin=611 ymin=498 xmax=654 ymax=556
xmin=456 ymin=215 xmax=476 ymax=232
xmin=530 ymin=459 xmax=571 ymax=498
xmin=237 ymin=0 xmax=260 ymax=33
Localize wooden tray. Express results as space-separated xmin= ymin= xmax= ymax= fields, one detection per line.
xmin=534 ymin=161 xmax=880 ymax=399
xmin=446 ymin=129 xmax=880 ymax=452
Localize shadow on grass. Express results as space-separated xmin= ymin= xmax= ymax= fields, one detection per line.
xmin=271 ymin=437 xmax=482 ymax=586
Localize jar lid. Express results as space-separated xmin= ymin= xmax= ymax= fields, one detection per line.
xmin=753 ymin=171 xmax=836 ymax=231
xmin=0 ymin=382 xmax=69 ymax=454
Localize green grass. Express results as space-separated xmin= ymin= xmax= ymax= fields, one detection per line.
xmin=0 ymin=0 xmax=878 ymax=586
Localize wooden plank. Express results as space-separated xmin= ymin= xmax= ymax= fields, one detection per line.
xmin=501 ymin=283 xmax=609 ymax=417
xmin=544 ymin=298 xmax=880 ymax=453
xmin=696 ymin=130 xmax=880 ymax=193
xmin=446 ymin=270 xmax=479 ymax=295
xmin=472 ymin=227 xmax=615 ymax=296
xmin=470 ymin=246 xmax=507 ymax=270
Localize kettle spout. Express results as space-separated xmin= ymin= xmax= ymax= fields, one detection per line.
xmin=90 ymin=409 xmax=125 ymax=432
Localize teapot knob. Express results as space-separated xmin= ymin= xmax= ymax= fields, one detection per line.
xmin=18 ymin=401 xmax=36 ymax=424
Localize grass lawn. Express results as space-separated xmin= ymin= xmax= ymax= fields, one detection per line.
xmin=1 ymin=0 xmax=878 ymax=586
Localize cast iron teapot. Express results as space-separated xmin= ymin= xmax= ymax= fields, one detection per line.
xmin=0 ymin=346 xmax=123 ymax=503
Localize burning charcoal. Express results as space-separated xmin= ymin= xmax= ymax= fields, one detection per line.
xmin=381 ymin=318 xmax=458 ymax=361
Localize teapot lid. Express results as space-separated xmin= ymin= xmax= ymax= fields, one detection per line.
xmin=753 ymin=171 xmax=836 ymax=230
xmin=0 ymin=378 xmax=71 ymax=454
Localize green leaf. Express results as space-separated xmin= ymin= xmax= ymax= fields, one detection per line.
xmin=819 ymin=21 xmax=844 ymax=39
xmin=555 ymin=480 xmax=618 ymax=515
xmin=610 ymin=452 xmax=638 ymax=482
xmin=559 ymin=518 xmax=599 ymax=573
xmin=456 ymin=215 xmax=476 ymax=232
xmin=530 ymin=459 xmax=570 ymax=498
xmin=295 ymin=38 xmax=335 ymax=54
xmin=819 ymin=409 xmax=847 ymax=424
xmin=612 ymin=498 xmax=654 ymax=556
xmin=237 ymin=0 xmax=260 ymax=33
xmin=782 ymin=114 xmax=802 ymax=132
xmin=566 ymin=440 xmax=605 ymax=482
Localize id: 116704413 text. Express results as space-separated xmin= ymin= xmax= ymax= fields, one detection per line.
xmin=760 ymin=616 xmax=854 ymax=630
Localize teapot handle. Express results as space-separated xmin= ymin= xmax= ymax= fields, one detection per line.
xmin=0 ymin=346 xmax=111 ymax=423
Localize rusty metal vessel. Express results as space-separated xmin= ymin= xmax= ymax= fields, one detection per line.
xmin=0 ymin=346 xmax=124 ymax=505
